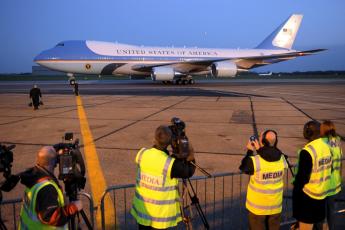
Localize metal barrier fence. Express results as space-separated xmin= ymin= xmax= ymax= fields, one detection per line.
xmin=0 ymin=192 xmax=95 ymax=230
xmin=100 ymin=159 xmax=345 ymax=230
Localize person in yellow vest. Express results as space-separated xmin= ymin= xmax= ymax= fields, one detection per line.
xmin=19 ymin=146 xmax=83 ymax=229
xmin=239 ymin=129 xmax=288 ymax=230
xmin=321 ymin=120 xmax=343 ymax=230
xmin=293 ymin=121 xmax=333 ymax=230
xmin=131 ymin=125 xmax=196 ymax=230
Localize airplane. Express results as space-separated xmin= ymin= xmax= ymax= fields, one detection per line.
xmin=34 ymin=14 xmax=325 ymax=85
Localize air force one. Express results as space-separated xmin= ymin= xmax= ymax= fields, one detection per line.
xmin=34 ymin=14 xmax=325 ymax=85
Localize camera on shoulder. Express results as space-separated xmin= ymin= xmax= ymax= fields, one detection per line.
xmin=54 ymin=133 xmax=86 ymax=200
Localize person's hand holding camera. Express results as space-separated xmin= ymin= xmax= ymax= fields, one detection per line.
xmin=72 ymin=200 xmax=83 ymax=211
xmin=246 ymin=136 xmax=260 ymax=151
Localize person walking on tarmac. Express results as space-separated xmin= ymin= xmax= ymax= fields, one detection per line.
xmin=239 ymin=130 xmax=288 ymax=230
xmin=131 ymin=125 xmax=196 ymax=230
xmin=292 ymin=121 xmax=333 ymax=230
xmin=73 ymin=83 xmax=79 ymax=96
xmin=19 ymin=146 xmax=83 ymax=229
xmin=29 ymin=85 xmax=42 ymax=110
xmin=321 ymin=120 xmax=343 ymax=230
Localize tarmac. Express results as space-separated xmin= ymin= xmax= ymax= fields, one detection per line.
xmin=0 ymin=78 xmax=344 ymax=228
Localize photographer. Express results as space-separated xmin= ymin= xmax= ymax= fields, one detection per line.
xmin=292 ymin=121 xmax=332 ymax=230
xmin=131 ymin=125 xmax=195 ymax=230
xmin=239 ymin=130 xmax=288 ymax=230
xmin=19 ymin=146 xmax=83 ymax=229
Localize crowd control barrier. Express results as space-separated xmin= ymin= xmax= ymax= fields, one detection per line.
xmin=100 ymin=159 xmax=345 ymax=229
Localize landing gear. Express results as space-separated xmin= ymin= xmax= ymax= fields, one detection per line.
xmin=69 ymin=79 xmax=76 ymax=85
xmin=171 ymin=76 xmax=195 ymax=85
xmin=67 ymin=73 xmax=76 ymax=85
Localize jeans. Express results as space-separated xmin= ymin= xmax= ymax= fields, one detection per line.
xmin=248 ymin=211 xmax=281 ymax=230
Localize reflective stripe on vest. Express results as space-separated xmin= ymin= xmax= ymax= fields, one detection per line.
xmin=328 ymin=137 xmax=343 ymax=196
xmin=131 ymin=205 xmax=181 ymax=223
xmin=131 ymin=147 xmax=182 ymax=229
xmin=246 ymin=154 xmax=286 ymax=215
xmin=19 ymin=179 xmax=67 ymax=230
xmin=301 ymin=138 xmax=333 ymax=200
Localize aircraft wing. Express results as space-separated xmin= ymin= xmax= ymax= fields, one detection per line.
xmin=131 ymin=49 xmax=326 ymax=74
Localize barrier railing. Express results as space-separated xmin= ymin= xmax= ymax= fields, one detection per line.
xmin=100 ymin=159 xmax=345 ymax=230
xmin=0 ymin=192 xmax=95 ymax=230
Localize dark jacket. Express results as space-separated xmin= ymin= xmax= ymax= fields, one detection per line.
xmin=239 ymin=146 xmax=283 ymax=175
xmin=29 ymin=88 xmax=42 ymax=106
xmin=153 ymin=146 xmax=196 ymax=179
xmin=20 ymin=166 xmax=78 ymax=227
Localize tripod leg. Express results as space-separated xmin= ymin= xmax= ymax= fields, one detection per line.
xmin=70 ymin=215 xmax=76 ymax=230
xmin=187 ymin=179 xmax=210 ymax=230
xmin=79 ymin=210 xmax=93 ymax=230
xmin=0 ymin=219 xmax=7 ymax=230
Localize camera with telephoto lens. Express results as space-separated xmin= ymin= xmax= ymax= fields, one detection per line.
xmin=169 ymin=117 xmax=190 ymax=159
xmin=0 ymin=144 xmax=20 ymax=204
xmin=55 ymin=133 xmax=86 ymax=200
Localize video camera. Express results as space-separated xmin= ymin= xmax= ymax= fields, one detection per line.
xmin=0 ymin=144 xmax=15 ymax=179
xmin=54 ymin=133 xmax=86 ymax=200
xmin=169 ymin=117 xmax=190 ymax=159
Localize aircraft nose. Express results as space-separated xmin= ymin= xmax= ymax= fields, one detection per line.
xmin=34 ymin=50 xmax=49 ymax=63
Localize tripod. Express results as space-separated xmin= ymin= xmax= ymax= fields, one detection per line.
xmin=180 ymin=161 xmax=211 ymax=230
xmin=283 ymin=154 xmax=295 ymax=177
xmin=65 ymin=182 xmax=92 ymax=230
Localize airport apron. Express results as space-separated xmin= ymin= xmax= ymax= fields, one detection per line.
xmin=19 ymin=179 xmax=67 ymax=230
xmin=131 ymin=148 xmax=182 ymax=229
xmin=246 ymin=155 xmax=287 ymax=215
xmin=301 ymin=138 xmax=333 ymax=200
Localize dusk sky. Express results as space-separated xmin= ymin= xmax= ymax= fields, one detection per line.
xmin=1 ymin=0 xmax=344 ymax=73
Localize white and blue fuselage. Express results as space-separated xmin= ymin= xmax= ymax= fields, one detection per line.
xmin=34 ymin=14 xmax=325 ymax=83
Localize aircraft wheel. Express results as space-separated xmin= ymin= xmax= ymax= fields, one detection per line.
xmin=189 ymin=79 xmax=195 ymax=85
xmin=69 ymin=79 xmax=76 ymax=85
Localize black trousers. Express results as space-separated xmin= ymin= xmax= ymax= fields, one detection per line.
xmin=326 ymin=194 xmax=337 ymax=230
xmin=248 ymin=211 xmax=281 ymax=230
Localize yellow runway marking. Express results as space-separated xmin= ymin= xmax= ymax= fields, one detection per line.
xmin=76 ymin=96 xmax=115 ymax=228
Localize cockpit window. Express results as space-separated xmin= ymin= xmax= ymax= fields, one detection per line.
xmin=56 ymin=42 xmax=64 ymax=47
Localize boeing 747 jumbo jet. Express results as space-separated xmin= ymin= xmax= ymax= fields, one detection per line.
xmin=34 ymin=14 xmax=325 ymax=85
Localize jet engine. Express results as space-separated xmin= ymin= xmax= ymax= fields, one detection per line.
xmin=151 ymin=67 xmax=175 ymax=81
xmin=211 ymin=61 xmax=237 ymax=77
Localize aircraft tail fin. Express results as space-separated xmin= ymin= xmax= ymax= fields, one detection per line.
xmin=256 ymin=14 xmax=303 ymax=50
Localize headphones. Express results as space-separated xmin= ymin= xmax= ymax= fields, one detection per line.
xmin=261 ymin=129 xmax=278 ymax=147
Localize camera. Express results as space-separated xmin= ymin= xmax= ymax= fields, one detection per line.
xmin=0 ymin=144 xmax=15 ymax=178
xmin=250 ymin=135 xmax=258 ymax=142
xmin=169 ymin=117 xmax=190 ymax=159
xmin=54 ymin=133 xmax=86 ymax=200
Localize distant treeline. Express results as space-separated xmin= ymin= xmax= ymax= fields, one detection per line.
xmin=241 ymin=71 xmax=345 ymax=76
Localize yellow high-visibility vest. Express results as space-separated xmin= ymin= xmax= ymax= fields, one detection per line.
xmin=19 ymin=179 xmax=67 ymax=230
xmin=131 ymin=148 xmax=182 ymax=229
xmin=327 ymin=136 xmax=342 ymax=196
xmin=302 ymin=138 xmax=333 ymax=200
xmin=246 ymin=154 xmax=287 ymax=215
